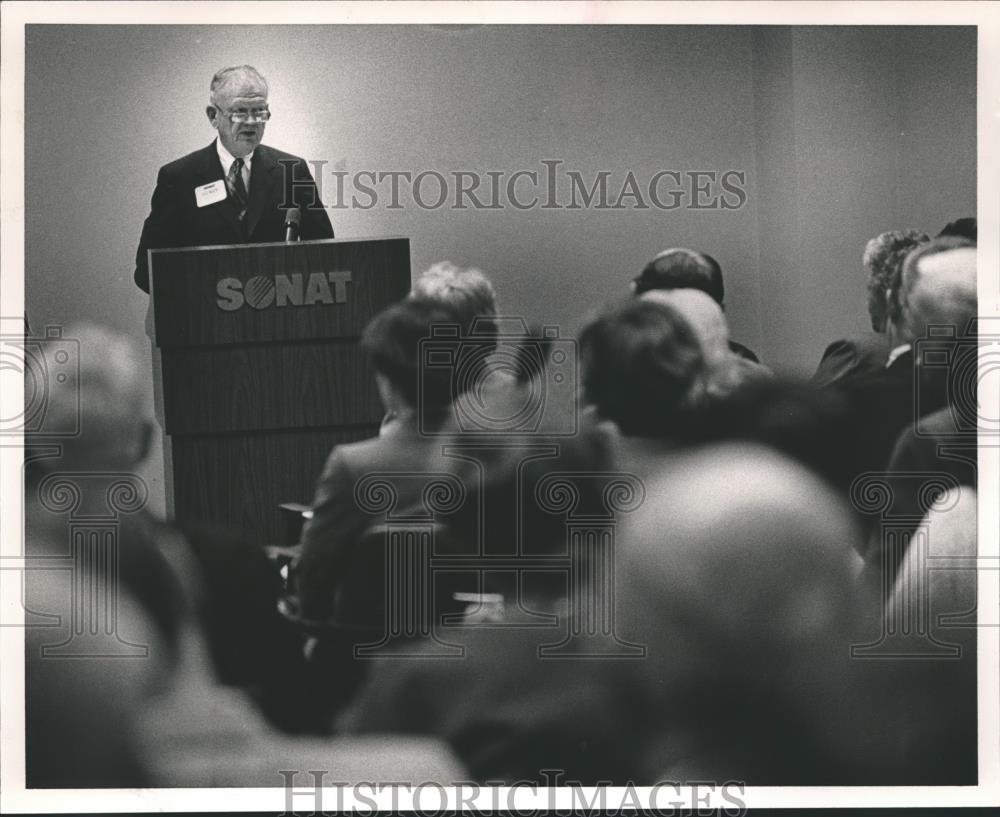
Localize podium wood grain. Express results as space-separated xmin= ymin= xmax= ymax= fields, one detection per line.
xmin=150 ymin=237 xmax=410 ymax=544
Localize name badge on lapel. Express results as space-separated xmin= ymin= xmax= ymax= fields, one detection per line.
xmin=194 ymin=180 xmax=227 ymax=208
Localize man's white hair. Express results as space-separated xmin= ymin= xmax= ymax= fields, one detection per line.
xmin=36 ymin=322 xmax=150 ymax=470
xmin=641 ymin=288 xmax=730 ymax=365
xmin=209 ymin=65 xmax=268 ymax=105
xmin=900 ymin=244 xmax=976 ymax=342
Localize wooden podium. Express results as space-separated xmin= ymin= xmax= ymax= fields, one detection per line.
xmin=149 ymin=237 xmax=410 ymax=545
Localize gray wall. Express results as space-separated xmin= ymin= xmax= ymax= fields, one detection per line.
xmin=24 ymin=25 xmax=976 ymax=516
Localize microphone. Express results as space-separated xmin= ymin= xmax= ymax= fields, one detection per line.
xmin=284 ymin=207 xmax=301 ymax=242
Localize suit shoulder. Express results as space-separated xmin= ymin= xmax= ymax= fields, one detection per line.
xmin=258 ymin=144 xmax=309 ymax=167
xmin=819 ymin=337 xmax=856 ymax=359
xmin=157 ymin=144 xmax=215 ymax=177
xmin=821 ymin=333 xmax=889 ymax=360
xmin=318 ymin=436 xmax=380 ymax=475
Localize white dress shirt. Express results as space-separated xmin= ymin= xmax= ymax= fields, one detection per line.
xmin=216 ymin=139 xmax=253 ymax=193
xmin=885 ymin=342 xmax=911 ymax=368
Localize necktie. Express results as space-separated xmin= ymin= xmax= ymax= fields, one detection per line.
xmin=228 ymin=158 xmax=249 ymax=222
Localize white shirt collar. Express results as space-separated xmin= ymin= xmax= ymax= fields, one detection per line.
xmin=216 ymin=138 xmax=254 ymax=175
xmin=885 ymin=342 xmax=911 ymax=368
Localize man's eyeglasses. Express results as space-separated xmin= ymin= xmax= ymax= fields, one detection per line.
xmin=216 ymin=107 xmax=271 ymax=124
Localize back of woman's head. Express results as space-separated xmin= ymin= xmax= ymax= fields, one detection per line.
xmin=863 ymin=229 xmax=930 ymax=332
xmin=409 ymin=261 xmax=498 ymax=337
xmin=579 ymin=298 xmax=704 ymax=437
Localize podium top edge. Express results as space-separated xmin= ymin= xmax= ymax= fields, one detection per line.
xmin=149 ymin=236 xmax=409 ymax=255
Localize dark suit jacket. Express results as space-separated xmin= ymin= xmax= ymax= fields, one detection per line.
xmin=293 ymin=414 xmax=614 ymax=623
xmin=836 ymin=349 xmax=952 ymax=548
xmin=134 ymin=141 xmax=334 ymax=291
xmin=811 ymin=332 xmax=891 ymax=389
xmin=836 ymin=349 xmax=919 ymax=480
xmin=292 ymin=419 xmax=469 ymax=622
xmin=337 ymin=624 xmax=644 ymax=784
xmin=888 ymin=406 xmax=977 ymax=488
xmin=843 ymin=349 xmax=953 ymax=467
xmin=728 ymin=339 xmax=760 ymax=363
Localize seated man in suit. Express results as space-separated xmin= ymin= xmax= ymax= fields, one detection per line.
xmin=812 ymin=228 xmax=929 ymax=388
xmin=632 ymin=247 xmax=760 ymax=362
xmin=856 ymin=238 xmax=977 ymax=578
xmin=291 ymin=298 xmax=472 ymax=624
xmin=134 ymin=65 xmax=333 ymax=292
xmin=336 ymin=424 xmax=640 ymax=784
xmin=837 ymin=237 xmax=976 ymax=563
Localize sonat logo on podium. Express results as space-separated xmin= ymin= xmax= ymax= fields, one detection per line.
xmin=216 ymin=271 xmax=353 ymax=311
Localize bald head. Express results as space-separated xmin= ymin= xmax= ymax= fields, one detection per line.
xmin=615 ymin=443 xmax=873 ymax=779
xmin=36 ymin=323 xmax=151 ymax=470
xmin=897 ymin=240 xmax=976 ymax=342
xmin=641 ymin=288 xmax=731 ymax=364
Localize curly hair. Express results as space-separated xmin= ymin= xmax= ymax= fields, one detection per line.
xmin=863 ymin=229 xmax=929 ymax=332
xmin=409 ymin=261 xmax=498 ymax=336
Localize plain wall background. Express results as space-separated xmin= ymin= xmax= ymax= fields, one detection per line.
xmin=24 ymin=25 xmax=976 ymax=516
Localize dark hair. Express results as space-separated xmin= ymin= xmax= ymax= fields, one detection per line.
xmin=863 ymin=229 xmax=929 ymax=332
xmin=938 ymin=217 xmax=977 ymax=243
xmin=632 ymin=248 xmax=725 ymax=305
xmin=361 ymin=299 xmax=463 ymax=413
xmin=694 ymin=377 xmax=857 ymax=493
xmin=579 ymin=298 xmax=704 ymax=437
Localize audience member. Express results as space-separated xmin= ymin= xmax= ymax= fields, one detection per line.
xmin=836 ymin=237 xmax=975 ymax=500
xmin=28 ymin=323 xmax=327 ymax=735
xmin=27 ymin=210 xmax=980 ymax=789
xmin=632 ymin=247 xmax=760 ymax=362
xmin=641 ymin=288 xmax=771 ymax=402
xmin=25 ymin=322 xmax=468 ymax=786
xmin=25 ymin=323 xmax=192 ymax=667
xmin=579 ymin=297 xmax=704 ymax=437
xmin=336 ymin=426 xmax=640 ymax=784
xmin=694 ymin=377 xmax=858 ymax=494
xmin=855 ymin=239 xmax=977 ymax=576
xmin=572 ymin=299 xmax=945 ymax=783
xmin=881 ymin=487 xmax=977 ymax=783
xmin=293 ymin=298 xmax=472 ymax=622
xmin=409 ymin=261 xmax=499 ymax=329
xmin=378 ymin=261 xmax=501 ymax=436
xmin=885 ymin=404 xmax=977 ymax=525
xmin=23 ymin=324 xmax=219 ymax=784
xmin=614 ymin=440 xmax=940 ymax=783
xmin=576 ymin=297 xmax=707 ymax=488
xmin=812 ymin=229 xmax=929 ymax=388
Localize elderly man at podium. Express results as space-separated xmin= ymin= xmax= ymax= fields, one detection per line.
xmin=134 ymin=65 xmax=333 ymax=292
